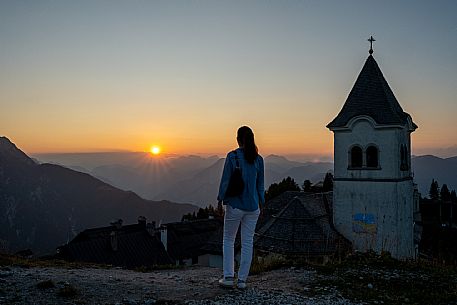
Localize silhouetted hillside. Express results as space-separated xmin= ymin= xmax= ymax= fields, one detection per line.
xmin=412 ymin=155 xmax=457 ymax=195
xmin=0 ymin=137 xmax=198 ymax=254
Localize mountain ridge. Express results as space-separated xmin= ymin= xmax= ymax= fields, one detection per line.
xmin=32 ymin=149 xmax=457 ymax=206
xmin=0 ymin=137 xmax=198 ymax=254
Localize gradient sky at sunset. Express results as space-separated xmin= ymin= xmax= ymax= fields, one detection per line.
xmin=1 ymin=1 xmax=456 ymax=158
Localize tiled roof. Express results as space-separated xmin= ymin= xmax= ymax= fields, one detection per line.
xmin=257 ymin=191 xmax=332 ymax=228
xmin=163 ymin=219 xmax=222 ymax=261
xmin=57 ymin=223 xmax=172 ymax=267
xmin=327 ymin=55 xmax=416 ymax=129
xmin=255 ymin=192 xmax=350 ymax=256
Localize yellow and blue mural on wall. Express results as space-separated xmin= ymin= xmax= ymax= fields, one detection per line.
xmin=352 ymin=213 xmax=377 ymax=234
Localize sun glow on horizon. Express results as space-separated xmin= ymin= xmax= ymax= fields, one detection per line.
xmin=150 ymin=146 xmax=161 ymax=155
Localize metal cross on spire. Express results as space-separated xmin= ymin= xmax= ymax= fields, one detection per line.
xmin=368 ymin=36 xmax=376 ymax=54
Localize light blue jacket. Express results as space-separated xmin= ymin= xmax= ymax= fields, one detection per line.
xmin=217 ymin=148 xmax=265 ymax=211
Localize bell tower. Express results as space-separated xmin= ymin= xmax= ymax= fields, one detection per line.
xmin=327 ymin=37 xmax=418 ymax=259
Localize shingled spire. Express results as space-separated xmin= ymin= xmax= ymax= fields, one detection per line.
xmin=327 ymin=54 xmax=417 ymax=129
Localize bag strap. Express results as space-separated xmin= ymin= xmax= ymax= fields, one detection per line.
xmin=233 ymin=150 xmax=241 ymax=169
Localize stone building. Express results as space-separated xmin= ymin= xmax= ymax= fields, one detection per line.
xmin=57 ymin=217 xmax=172 ymax=268
xmin=327 ymin=42 xmax=420 ymax=259
xmin=158 ymin=218 xmax=222 ymax=266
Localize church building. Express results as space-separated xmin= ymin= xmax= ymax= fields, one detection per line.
xmin=327 ymin=37 xmax=419 ymax=259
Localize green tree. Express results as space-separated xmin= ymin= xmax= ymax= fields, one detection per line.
xmin=216 ymin=201 xmax=224 ymax=218
xmin=450 ymin=190 xmax=457 ymax=203
xmin=302 ymin=180 xmax=312 ymax=192
xmin=197 ymin=207 xmax=209 ymax=219
xmin=441 ymin=184 xmax=451 ymax=202
xmin=265 ymin=177 xmax=300 ymax=201
xmin=181 ymin=212 xmax=196 ymax=221
xmin=322 ymin=172 xmax=334 ymax=192
xmin=183 ymin=203 xmax=223 ymax=221
xmin=207 ymin=204 xmax=215 ymax=215
xmin=429 ymin=179 xmax=440 ymax=200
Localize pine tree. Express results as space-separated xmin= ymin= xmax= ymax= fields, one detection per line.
xmin=265 ymin=177 xmax=300 ymax=201
xmin=208 ymin=204 xmax=215 ymax=215
xmin=181 ymin=212 xmax=195 ymax=221
xmin=216 ymin=201 xmax=224 ymax=218
xmin=440 ymin=184 xmax=451 ymax=202
xmin=429 ymin=179 xmax=440 ymax=200
xmin=302 ymin=180 xmax=312 ymax=192
xmin=451 ymin=190 xmax=457 ymax=203
xmin=197 ymin=207 xmax=209 ymax=219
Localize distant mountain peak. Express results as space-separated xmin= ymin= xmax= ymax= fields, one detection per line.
xmin=265 ymin=154 xmax=290 ymax=161
xmin=0 ymin=136 xmax=36 ymax=166
xmin=0 ymin=136 xmax=14 ymax=147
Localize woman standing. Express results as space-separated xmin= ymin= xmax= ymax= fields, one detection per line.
xmin=217 ymin=126 xmax=265 ymax=289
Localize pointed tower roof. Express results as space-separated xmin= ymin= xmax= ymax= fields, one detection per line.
xmin=327 ymin=55 xmax=417 ymax=129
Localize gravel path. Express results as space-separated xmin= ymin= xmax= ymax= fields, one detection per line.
xmin=187 ymin=288 xmax=354 ymax=305
xmin=0 ymin=265 xmax=357 ymax=305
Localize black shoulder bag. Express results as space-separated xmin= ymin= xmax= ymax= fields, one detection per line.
xmin=225 ymin=150 xmax=244 ymax=197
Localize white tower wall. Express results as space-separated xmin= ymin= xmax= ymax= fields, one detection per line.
xmin=332 ymin=117 xmax=415 ymax=259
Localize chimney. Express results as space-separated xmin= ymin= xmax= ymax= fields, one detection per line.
xmin=146 ymin=221 xmax=156 ymax=236
xmin=160 ymin=226 xmax=168 ymax=251
xmin=138 ymin=216 xmax=147 ymax=227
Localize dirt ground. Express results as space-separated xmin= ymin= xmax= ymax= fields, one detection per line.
xmin=0 ymin=265 xmax=349 ymax=305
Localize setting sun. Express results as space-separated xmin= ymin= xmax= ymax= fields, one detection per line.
xmin=150 ymin=146 xmax=161 ymax=155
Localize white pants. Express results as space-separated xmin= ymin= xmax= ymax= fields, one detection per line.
xmin=223 ymin=205 xmax=260 ymax=281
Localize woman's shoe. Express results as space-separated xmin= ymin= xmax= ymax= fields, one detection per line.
xmin=218 ymin=277 xmax=234 ymax=288
xmin=237 ymin=279 xmax=247 ymax=289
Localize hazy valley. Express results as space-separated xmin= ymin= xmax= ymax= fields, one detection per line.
xmin=34 ymin=151 xmax=457 ymax=207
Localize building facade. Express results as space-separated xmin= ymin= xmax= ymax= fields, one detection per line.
xmin=327 ymin=50 xmax=418 ymax=259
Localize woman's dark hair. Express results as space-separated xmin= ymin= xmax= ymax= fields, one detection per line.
xmin=237 ymin=126 xmax=258 ymax=164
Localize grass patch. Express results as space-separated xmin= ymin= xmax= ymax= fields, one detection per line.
xmin=251 ymin=251 xmax=457 ymax=304
xmin=250 ymin=251 xmax=344 ymax=275
xmin=57 ymin=283 xmax=79 ymax=298
xmin=0 ymin=253 xmax=110 ymax=269
xmin=313 ymin=269 xmax=457 ymax=304
xmin=36 ymin=279 xmax=55 ymax=289
xmin=250 ymin=252 xmax=291 ymax=275
xmin=307 ymin=252 xmax=457 ymax=305
xmin=1 ymin=253 xmax=180 ymax=272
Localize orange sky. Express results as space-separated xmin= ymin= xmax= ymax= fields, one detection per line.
xmin=1 ymin=2 xmax=456 ymax=158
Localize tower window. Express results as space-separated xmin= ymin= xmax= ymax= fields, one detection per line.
xmin=366 ymin=146 xmax=379 ymax=168
xmin=350 ymin=146 xmax=363 ymax=168
xmin=400 ymin=144 xmax=408 ymax=171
